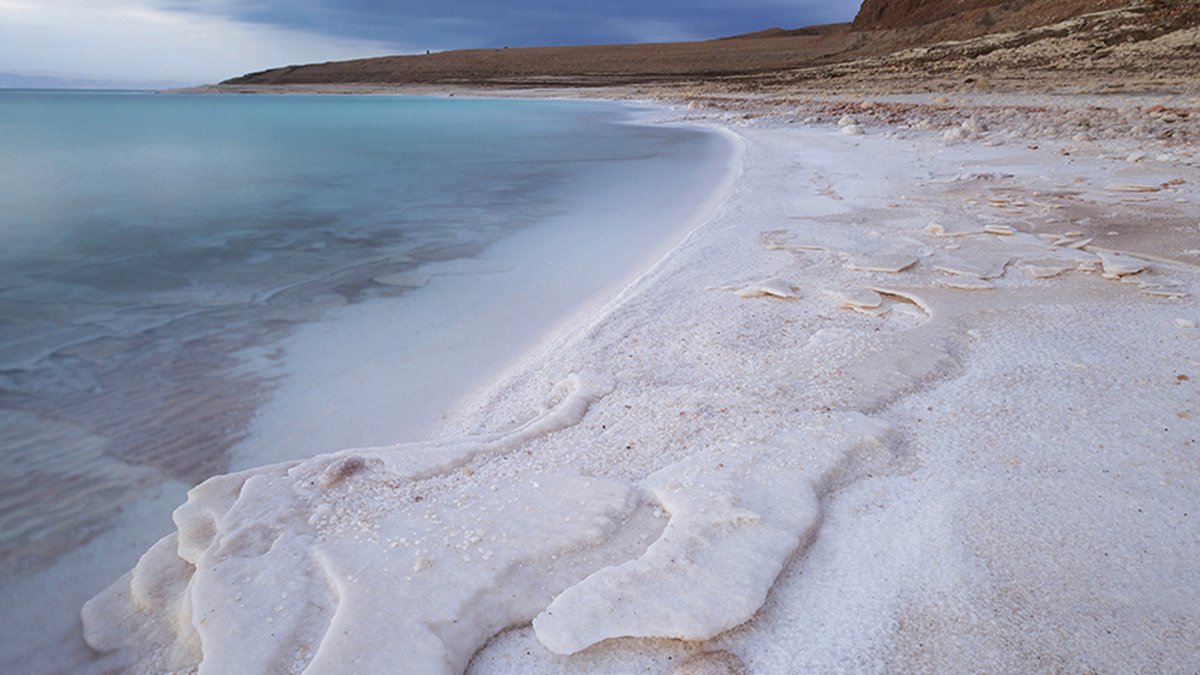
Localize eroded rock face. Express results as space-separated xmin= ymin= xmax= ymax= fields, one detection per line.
xmin=850 ymin=0 xmax=1132 ymax=32
xmin=853 ymin=0 xmax=1010 ymax=30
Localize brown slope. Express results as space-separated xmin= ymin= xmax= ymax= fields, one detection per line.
xmin=853 ymin=0 xmax=1013 ymax=30
xmin=223 ymin=33 xmax=861 ymax=87
xmin=220 ymin=0 xmax=1196 ymax=94
xmin=727 ymin=0 xmax=1200 ymax=94
xmin=718 ymin=23 xmax=851 ymax=40
xmin=850 ymin=0 xmax=1135 ymax=44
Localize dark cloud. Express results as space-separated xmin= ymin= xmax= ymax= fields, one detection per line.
xmin=161 ymin=0 xmax=862 ymax=52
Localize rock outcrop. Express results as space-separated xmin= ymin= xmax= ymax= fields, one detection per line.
xmin=215 ymin=0 xmax=1198 ymax=95
xmin=759 ymin=0 xmax=1200 ymax=94
xmin=852 ymin=0 xmax=1137 ymax=35
xmin=852 ymin=0 xmax=1012 ymax=30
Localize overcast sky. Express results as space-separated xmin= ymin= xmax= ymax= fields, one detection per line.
xmin=0 ymin=0 xmax=863 ymax=87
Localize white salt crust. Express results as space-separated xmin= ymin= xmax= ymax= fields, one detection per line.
xmin=84 ymin=111 xmax=1200 ymax=674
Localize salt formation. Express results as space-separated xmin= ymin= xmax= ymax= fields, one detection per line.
xmin=82 ymin=370 xmax=892 ymax=674
xmin=933 ymin=252 xmax=1010 ymax=279
xmin=834 ymin=288 xmax=887 ymax=315
xmin=938 ymin=277 xmax=994 ymax=291
xmin=1095 ymin=250 xmax=1146 ymax=279
xmin=1021 ymin=260 xmax=1076 ymax=279
xmin=1051 ymin=236 xmax=1093 ymax=249
xmin=1104 ymin=183 xmax=1161 ymax=193
xmin=533 ymin=414 xmax=892 ymax=654
xmin=734 ymin=278 xmax=799 ymax=299
xmin=982 ymin=224 xmax=1015 ymax=236
xmin=84 ymin=375 xmax=647 ymax=674
xmin=843 ymin=254 xmax=918 ymax=273
xmin=923 ymin=221 xmax=985 ymax=237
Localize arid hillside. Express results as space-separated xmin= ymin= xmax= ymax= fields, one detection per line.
xmin=852 ymin=0 xmax=1127 ymax=31
xmin=854 ymin=0 xmax=1014 ymax=29
xmin=739 ymin=0 xmax=1200 ymax=94
xmin=220 ymin=0 xmax=1199 ymax=94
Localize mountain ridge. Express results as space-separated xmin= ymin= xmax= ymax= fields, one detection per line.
xmin=219 ymin=0 xmax=1197 ymax=95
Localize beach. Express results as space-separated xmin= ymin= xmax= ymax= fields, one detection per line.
xmin=0 ymin=94 xmax=734 ymax=673
xmin=82 ymin=93 xmax=1200 ymax=673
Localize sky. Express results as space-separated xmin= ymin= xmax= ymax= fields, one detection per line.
xmin=0 ymin=0 xmax=863 ymax=87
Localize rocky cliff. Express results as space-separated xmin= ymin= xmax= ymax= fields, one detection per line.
xmin=762 ymin=0 xmax=1199 ymax=94
xmin=852 ymin=0 xmax=1132 ymax=32
xmin=853 ymin=0 xmax=1010 ymax=30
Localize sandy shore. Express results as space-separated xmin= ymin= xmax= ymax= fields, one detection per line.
xmin=84 ymin=94 xmax=1199 ymax=673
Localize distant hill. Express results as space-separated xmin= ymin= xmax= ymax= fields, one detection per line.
xmin=221 ymin=30 xmax=862 ymax=88
xmin=0 ymin=72 xmax=182 ymax=90
xmin=717 ymin=23 xmax=851 ymax=40
xmin=218 ymin=0 xmax=1198 ymax=95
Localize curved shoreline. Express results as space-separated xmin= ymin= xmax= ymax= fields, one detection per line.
xmin=70 ymin=94 xmax=1200 ymax=673
xmin=0 ymin=98 xmax=741 ymax=674
xmin=226 ymin=104 xmax=743 ymax=470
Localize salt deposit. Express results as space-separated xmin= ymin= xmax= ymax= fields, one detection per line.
xmin=1106 ymin=183 xmax=1161 ymax=193
xmin=843 ymin=254 xmax=918 ymax=273
xmin=834 ymin=288 xmax=885 ymax=311
xmin=938 ymin=277 xmax=994 ymax=291
xmin=1095 ymin=250 xmax=1147 ymax=279
xmin=1021 ymin=260 xmax=1075 ymax=279
xmin=733 ymin=279 xmax=800 ymax=299
xmin=84 ymin=100 xmax=1200 ymax=673
xmin=534 ymin=414 xmax=891 ymax=654
xmin=933 ymin=252 xmax=1010 ymax=279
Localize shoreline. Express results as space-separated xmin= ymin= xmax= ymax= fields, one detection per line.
xmin=227 ymin=106 xmax=741 ymax=469
xmin=82 ymin=92 xmax=1200 ymax=673
xmin=0 ymin=97 xmax=738 ymax=674
xmin=462 ymin=98 xmax=1200 ymax=672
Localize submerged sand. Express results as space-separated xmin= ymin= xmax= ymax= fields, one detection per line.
xmin=83 ymin=96 xmax=1199 ymax=673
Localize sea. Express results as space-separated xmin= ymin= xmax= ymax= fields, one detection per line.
xmin=0 ymin=89 xmax=734 ymax=670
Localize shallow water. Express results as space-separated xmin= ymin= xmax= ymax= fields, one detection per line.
xmin=0 ymin=90 xmax=730 ymax=671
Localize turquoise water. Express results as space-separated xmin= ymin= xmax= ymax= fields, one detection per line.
xmin=0 ymin=90 xmax=726 ymax=608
